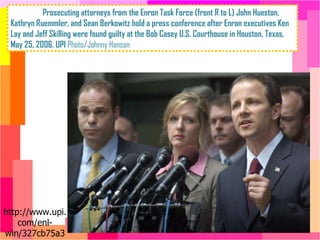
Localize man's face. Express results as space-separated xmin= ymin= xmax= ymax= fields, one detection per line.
xmin=115 ymin=117 xmax=138 ymax=142
xmin=209 ymin=104 xmax=243 ymax=152
xmin=230 ymin=80 xmax=280 ymax=142
xmin=77 ymin=88 xmax=119 ymax=150
xmin=280 ymin=92 xmax=307 ymax=142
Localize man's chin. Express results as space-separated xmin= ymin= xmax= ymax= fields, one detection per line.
xmin=84 ymin=135 xmax=100 ymax=143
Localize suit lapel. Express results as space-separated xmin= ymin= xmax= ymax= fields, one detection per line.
xmin=247 ymin=205 xmax=261 ymax=230
xmin=227 ymin=153 xmax=262 ymax=230
xmin=185 ymin=172 xmax=202 ymax=193
xmin=231 ymin=158 xmax=250 ymax=226
xmin=263 ymin=137 xmax=291 ymax=191
xmin=246 ymin=137 xmax=292 ymax=230
xmin=68 ymin=143 xmax=83 ymax=192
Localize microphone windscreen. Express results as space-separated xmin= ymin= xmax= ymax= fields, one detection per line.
xmin=114 ymin=153 xmax=126 ymax=168
xmin=157 ymin=147 xmax=172 ymax=167
xmin=179 ymin=145 xmax=199 ymax=168
xmin=137 ymin=151 xmax=153 ymax=167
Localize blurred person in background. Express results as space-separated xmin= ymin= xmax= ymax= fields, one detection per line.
xmin=115 ymin=116 xmax=139 ymax=143
xmin=209 ymin=94 xmax=246 ymax=165
xmin=280 ymin=86 xmax=310 ymax=145
xmin=182 ymin=85 xmax=219 ymax=159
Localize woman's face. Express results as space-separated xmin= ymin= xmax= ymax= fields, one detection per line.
xmin=167 ymin=103 xmax=201 ymax=151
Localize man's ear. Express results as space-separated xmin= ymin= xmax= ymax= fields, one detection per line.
xmin=114 ymin=106 xmax=120 ymax=119
xmin=272 ymin=103 xmax=281 ymax=120
xmin=303 ymin=114 xmax=310 ymax=129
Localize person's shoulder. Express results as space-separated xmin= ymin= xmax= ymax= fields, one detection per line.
xmin=68 ymin=142 xmax=82 ymax=148
xmin=68 ymin=143 xmax=83 ymax=166
xmin=281 ymin=137 xmax=309 ymax=159
xmin=68 ymin=142 xmax=83 ymax=152
xmin=137 ymin=142 xmax=158 ymax=153
xmin=207 ymin=156 xmax=228 ymax=173
xmin=275 ymin=137 xmax=309 ymax=172
xmin=118 ymin=137 xmax=158 ymax=156
xmin=290 ymin=141 xmax=310 ymax=168
xmin=215 ymin=157 xmax=243 ymax=179
xmin=291 ymin=140 xmax=309 ymax=153
xmin=210 ymin=154 xmax=221 ymax=163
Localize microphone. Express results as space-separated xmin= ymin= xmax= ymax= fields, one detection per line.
xmin=167 ymin=182 xmax=178 ymax=200
xmin=68 ymin=153 xmax=126 ymax=214
xmin=91 ymin=153 xmax=138 ymax=203
xmin=110 ymin=151 xmax=153 ymax=204
xmin=68 ymin=188 xmax=90 ymax=214
xmin=155 ymin=145 xmax=198 ymax=195
xmin=86 ymin=153 xmax=125 ymax=192
xmin=127 ymin=147 xmax=172 ymax=202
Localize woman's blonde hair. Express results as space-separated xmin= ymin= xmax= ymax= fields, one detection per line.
xmin=161 ymin=91 xmax=211 ymax=152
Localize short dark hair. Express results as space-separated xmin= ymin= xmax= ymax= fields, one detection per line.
xmin=78 ymin=79 xmax=119 ymax=109
xmin=209 ymin=93 xmax=230 ymax=108
xmin=182 ymin=85 xmax=216 ymax=103
xmin=230 ymin=74 xmax=282 ymax=107
xmin=280 ymin=86 xmax=310 ymax=117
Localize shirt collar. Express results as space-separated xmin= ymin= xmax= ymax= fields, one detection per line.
xmin=219 ymin=144 xmax=246 ymax=163
xmin=82 ymin=134 xmax=119 ymax=164
xmin=246 ymin=131 xmax=283 ymax=175
xmin=157 ymin=151 xmax=208 ymax=177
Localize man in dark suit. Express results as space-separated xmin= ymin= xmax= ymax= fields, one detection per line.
xmin=215 ymin=74 xmax=310 ymax=232
xmin=280 ymin=86 xmax=310 ymax=145
xmin=68 ymin=79 xmax=157 ymax=232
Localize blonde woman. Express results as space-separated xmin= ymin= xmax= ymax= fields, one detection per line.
xmin=157 ymin=91 xmax=226 ymax=232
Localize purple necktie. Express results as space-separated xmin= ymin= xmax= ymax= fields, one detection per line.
xmin=247 ymin=158 xmax=262 ymax=212
xmin=250 ymin=158 xmax=262 ymax=174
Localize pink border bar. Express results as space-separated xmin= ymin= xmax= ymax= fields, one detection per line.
xmin=0 ymin=178 xmax=13 ymax=232
xmin=80 ymin=1 xmax=147 ymax=3
xmin=262 ymin=1 xmax=319 ymax=20
xmin=86 ymin=232 xmax=320 ymax=239
xmin=13 ymin=160 xmax=33 ymax=234
xmin=88 ymin=233 xmax=264 ymax=239
xmin=293 ymin=20 xmax=308 ymax=71
xmin=307 ymin=10 xmax=320 ymax=67
xmin=148 ymin=0 xmax=260 ymax=4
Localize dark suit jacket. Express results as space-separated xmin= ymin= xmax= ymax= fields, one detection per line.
xmin=215 ymin=136 xmax=310 ymax=232
xmin=68 ymin=136 xmax=158 ymax=232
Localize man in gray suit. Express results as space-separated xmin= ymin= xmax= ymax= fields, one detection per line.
xmin=215 ymin=74 xmax=309 ymax=232
xmin=209 ymin=94 xmax=245 ymax=165
xmin=68 ymin=79 xmax=157 ymax=232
